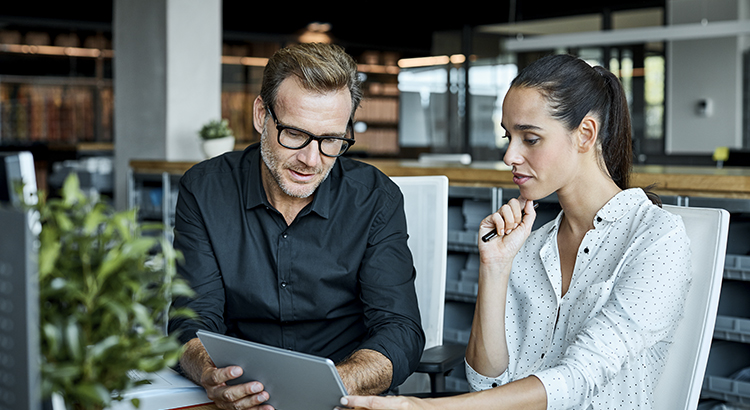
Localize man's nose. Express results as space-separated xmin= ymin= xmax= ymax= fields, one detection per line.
xmin=296 ymin=140 xmax=322 ymax=167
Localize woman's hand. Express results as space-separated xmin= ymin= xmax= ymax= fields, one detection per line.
xmin=478 ymin=198 xmax=536 ymax=264
xmin=339 ymin=395 xmax=426 ymax=410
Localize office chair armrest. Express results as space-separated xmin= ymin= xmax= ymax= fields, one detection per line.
xmin=416 ymin=342 xmax=466 ymax=375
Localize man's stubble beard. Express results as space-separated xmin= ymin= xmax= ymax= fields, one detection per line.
xmin=260 ymin=129 xmax=334 ymax=199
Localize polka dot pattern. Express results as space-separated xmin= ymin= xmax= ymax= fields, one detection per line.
xmin=466 ymin=188 xmax=692 ymax=409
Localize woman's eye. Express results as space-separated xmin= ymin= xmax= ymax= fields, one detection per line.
xmin=525 ymin=138 xmax=540 ymax=145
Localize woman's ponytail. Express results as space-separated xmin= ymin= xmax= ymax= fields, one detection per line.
xmin=594 ymin=66 xmax=632 ymax=192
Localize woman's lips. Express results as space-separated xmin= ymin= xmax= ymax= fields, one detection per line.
xmin=513 ymin=173 xmax=531 ymax=185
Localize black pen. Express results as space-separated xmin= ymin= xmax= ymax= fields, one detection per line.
xmin=481 ymin=202 xmax=539 ymax=243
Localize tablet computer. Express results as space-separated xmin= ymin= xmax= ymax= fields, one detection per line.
xmin=196 ymin=330 xmax=348 ymax=410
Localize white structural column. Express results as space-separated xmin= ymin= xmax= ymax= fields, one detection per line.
xmin=113 ymin=0 xmax=221 ymax=210
xmin=665 ymin=0 xmax=748 ymax=154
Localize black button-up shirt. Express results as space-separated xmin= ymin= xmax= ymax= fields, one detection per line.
xmin=168 ymin=143 xmax=425 ymax=389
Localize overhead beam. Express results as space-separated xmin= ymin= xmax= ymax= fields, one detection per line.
xmin=502 ymin=20 xmax=750 ymax=52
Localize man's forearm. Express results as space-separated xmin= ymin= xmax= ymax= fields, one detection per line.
xmin=179 ymin=337 xmax=215 ymax=385
xmin=336 ymin=349 xmax=393 ymax=395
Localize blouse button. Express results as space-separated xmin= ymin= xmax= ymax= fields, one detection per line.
xmin=584 ymin=247 xmax=590 ymax=254
xmin=597 ymin=216 xmax=602 ymax=222
xmin=282 ymin=232 xmax=288 ymax=239
xmin=491 ymin=383 xmax=498 ymax=388
xmin=280 ymin=281 xmax=288 ymax=289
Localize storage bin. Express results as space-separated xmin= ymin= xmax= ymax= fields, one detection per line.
xmin=701 ymin=341 xmax=750 ymax=405
xmin=443 ymin=301 xmax=474 ymax=345
xmin=724 ymin=255 xmax=750 ymax=281
xmin=462 ymin=199 xmax=492 ymax=231
xmin=714 ymin=316 xmax=750 ymax=343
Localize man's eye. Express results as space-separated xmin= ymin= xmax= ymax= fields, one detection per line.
xmin=286 ymin=129 xmax=307 ymax=139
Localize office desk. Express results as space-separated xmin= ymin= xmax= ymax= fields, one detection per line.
xmin=108 ymin=369 xmax=214 ymax=410
xmin=173 ymin=405 xmax=217 ymax=410
xmin=129 ymin=158 xmax=750 ymax=199
xmin=359 ymin=159 xmax=750 ymax=199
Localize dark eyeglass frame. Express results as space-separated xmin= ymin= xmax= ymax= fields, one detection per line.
xmin=266 ymin=105 xmax=355 ymax=158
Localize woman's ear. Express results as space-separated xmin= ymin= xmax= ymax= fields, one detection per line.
xmin=576 ymin=115 xmax=599 ymax=153
xmin=252 ymin=96 xmax=267 ymax=135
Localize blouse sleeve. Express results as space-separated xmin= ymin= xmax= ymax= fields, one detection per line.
xmin=465 ymin=358 xmax=511 ymax=391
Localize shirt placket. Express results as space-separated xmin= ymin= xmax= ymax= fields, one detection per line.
xmin=277 ymin=228 xmax=295 ymax=350
xmin=533 ymin=235 xmax=561 ymax=372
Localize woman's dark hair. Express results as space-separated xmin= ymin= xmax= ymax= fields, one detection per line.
xmin=511 ymin=54 xmax=633 ymax=192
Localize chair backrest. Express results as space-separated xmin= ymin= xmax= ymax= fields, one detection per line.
xmin=390 ymin=176 xmax=449 ymax=350
xmin=653 ymin=205 xmax=730 ymax=410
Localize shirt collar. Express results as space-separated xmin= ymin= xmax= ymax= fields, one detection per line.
xmin=594 ymin=188 xmax=647 ymax=224
xmin=243 ymin=144 xmax=332 ymax=219
xmin=546 ymin=187 xmax=647 ymax=233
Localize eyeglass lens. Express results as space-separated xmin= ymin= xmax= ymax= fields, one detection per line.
xmin=278 ymin=129 xmax=351 ymax=157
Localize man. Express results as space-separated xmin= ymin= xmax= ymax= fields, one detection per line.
xmin=168 ymin=42 xmax=425 ymax=409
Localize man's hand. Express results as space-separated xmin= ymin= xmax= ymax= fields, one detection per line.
xmin=199 ymin=365 xmax=272 ymax=410
xmin=180 ymin=337 xmax=273 ymax=410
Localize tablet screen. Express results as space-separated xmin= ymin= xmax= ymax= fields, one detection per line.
xmin=197 ymin=330 xmax=348 ymax=410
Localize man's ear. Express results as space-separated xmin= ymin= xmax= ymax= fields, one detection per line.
xmin=252 ymin=96 xmax=267 ymax=135
xmin=576 ymin=115 xmax=599 ymax=153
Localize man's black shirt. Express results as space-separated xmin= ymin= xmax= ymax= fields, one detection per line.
xmin=168 ymin=143 xmax=425 ymax=389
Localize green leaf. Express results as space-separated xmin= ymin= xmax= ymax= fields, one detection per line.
xmin=35 ymin=171 xmax=195 ymax=408
xmin=61 ymin=174 xmax=84 ymax=205
xmin=72 ymin=382 xmax=111 ymax=407
xmin=89 ymin=335 xmax=120 ymax=359
xmin=38 ymin=238 xmax=60 ymax=276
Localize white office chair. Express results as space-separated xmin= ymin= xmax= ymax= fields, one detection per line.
xmin=653 ymin=205 xmax=730 ymax=410
xmin=390 ymin=176 xmax=464 ymax=394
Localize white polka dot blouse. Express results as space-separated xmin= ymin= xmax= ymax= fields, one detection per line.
xmin=466 ymin=188 xmax=692 ymax=410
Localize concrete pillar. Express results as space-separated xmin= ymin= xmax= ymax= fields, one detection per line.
xmin=113 ymin=0 xmax=221 ymax=209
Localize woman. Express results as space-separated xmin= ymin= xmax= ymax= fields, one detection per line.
xmin=342 ymin=54 xmax=691 ymax=409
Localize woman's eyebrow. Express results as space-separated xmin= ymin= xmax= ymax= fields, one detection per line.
xmin=515 ymin=124 xmax=543 ymax=131
xmin=501 ymin=123 xmax=543 ymax=132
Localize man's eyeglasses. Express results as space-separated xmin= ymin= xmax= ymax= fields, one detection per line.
xmin=266 ymin=106 xmax=355 ymax=158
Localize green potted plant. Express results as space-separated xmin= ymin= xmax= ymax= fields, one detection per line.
xmin=32 ymin=174 xmax=194 ymax=410
xmin=198 ymin=118 xmax=235 ymax=158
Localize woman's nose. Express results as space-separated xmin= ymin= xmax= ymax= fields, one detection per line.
xmin=503 ymin=140 xmax=522 ymax=167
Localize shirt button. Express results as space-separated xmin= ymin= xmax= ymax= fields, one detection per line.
xmin=584 ymin=247 xmax=590 ymax=254
xmin=280 ymin=281 xmax=288 ymax=288
xmin=597 ymin=216 xmax=603 ymax=222
xmin=282 ymin=232 xmax=288 ymax=238
xmin=491 ymin=383 xmax=498 ymax=388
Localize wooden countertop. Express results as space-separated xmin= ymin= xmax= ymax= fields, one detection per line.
xmin=129 ymin=158 xmax=750 ymax=199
